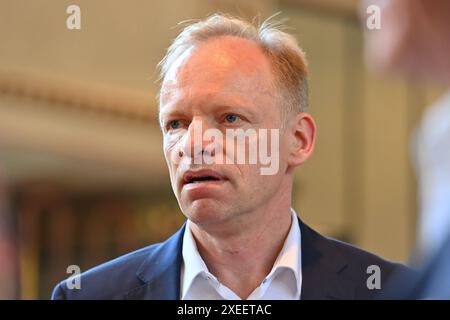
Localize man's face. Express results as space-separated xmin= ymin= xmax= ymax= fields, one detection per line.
xmin=159 ymin=36 xmax=291 ymax=227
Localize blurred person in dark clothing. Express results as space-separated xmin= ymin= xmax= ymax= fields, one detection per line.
xmin=363 ymin=0 xmax=450 ymax=299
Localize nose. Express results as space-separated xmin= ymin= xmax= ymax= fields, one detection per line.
xmin=178 ymin=117 xmax=215 ymax=162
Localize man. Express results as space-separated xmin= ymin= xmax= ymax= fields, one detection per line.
xmin=363 ymin=0 xmax=450 ymax=298
xmin=52 ymin=14 xmax=408 ymax=300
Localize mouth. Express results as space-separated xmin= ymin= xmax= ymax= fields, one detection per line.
xmin=182 ymin=170 xmax=227 ymax=188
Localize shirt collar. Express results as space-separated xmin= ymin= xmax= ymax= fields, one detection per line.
xmin=266 ymin=208 xmax=302 ymax=297
xmin=181 ymin=219 xmax=211 ymax=299
xmin=181 ymin=208 xmax=302 ymax=299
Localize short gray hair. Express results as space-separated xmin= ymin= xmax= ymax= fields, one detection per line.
xmin=158 ymin=13 xmax=309 ymax=118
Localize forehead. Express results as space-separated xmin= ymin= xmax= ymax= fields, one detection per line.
xmin=160 ymin=36 xmax=276 ymax=107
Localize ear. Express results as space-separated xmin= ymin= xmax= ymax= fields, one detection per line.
xmin=287 ymin=112 xmax=316 ymax=168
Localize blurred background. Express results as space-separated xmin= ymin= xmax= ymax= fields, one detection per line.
xmin=0 ymin=0 xmax=446 ymax=299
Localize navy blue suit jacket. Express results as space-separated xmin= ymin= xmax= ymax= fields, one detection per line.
xmin=52 ymin=218 xmax=410 ymax=300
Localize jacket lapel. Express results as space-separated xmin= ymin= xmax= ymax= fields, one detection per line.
xmin=299 ymin=218 xmax=355 ymax=300
xmin=125 ymin=223 xmax=186 ymax=300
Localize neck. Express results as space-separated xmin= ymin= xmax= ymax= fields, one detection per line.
xmin=189 ymin=185 xmax=293 ymax=299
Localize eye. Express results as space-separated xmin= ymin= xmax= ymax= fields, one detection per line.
xmin=168 ymin=120 xmax=181 ymax=130
xmin=225 ymin=114 xmax=240 ymax=124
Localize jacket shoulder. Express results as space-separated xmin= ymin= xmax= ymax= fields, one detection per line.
xmin=323 ymin=235 xmax=414 ymax=298
xmin=326 ymin=235 xmax=409 ymax=275
xmin=300 ymin=221 xmax=413 ymax=299
xmin=51 ymin=243 xmax=162 ymax=300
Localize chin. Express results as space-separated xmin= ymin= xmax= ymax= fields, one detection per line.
xmin=182 ymin=199 xmax=231 ymax=225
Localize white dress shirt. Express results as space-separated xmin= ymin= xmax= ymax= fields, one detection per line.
xmin=180 ymin=208 xmax=302 ymax=300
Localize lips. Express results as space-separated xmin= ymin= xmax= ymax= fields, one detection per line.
xmin=182 ymin=169 xmax=227 ymax=187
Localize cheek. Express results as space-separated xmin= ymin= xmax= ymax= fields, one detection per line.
xmin=236 ymin=164 xmax=283 ymax=204
xmin=278 ymin=136 xmax=290 ymax=162
xmin=235 ymin=163 xmax=263 ymax=186
xmin=163 ymin=138 xmax=182 ymax=195
xmin=163 ymin=134 xmax=183 ymax=168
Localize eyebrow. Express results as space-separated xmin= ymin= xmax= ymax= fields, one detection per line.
xmin=160 ymin=87 xmax=266 ymax=115
xmin=209 ymin=104 xmax=258 ymax=119
xmin=159 ymin=109 xmax=186 ymax=126
xmin=159 ymin=103 xmax=259 ymax=125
